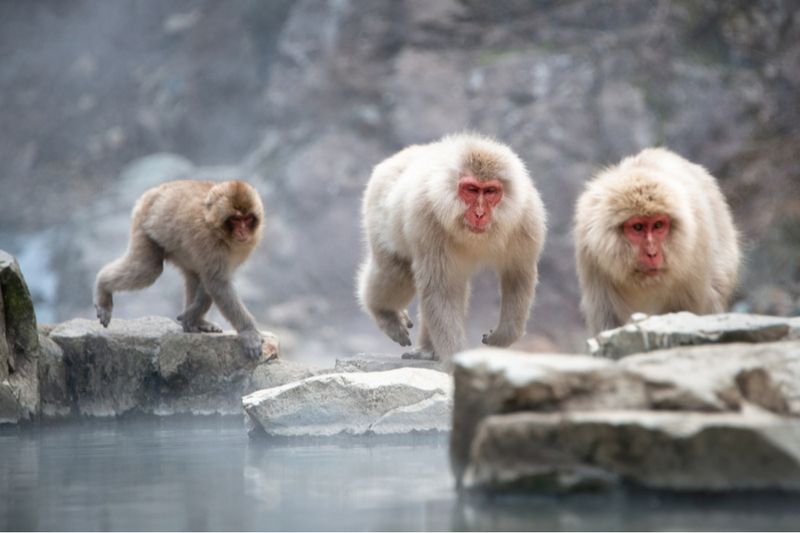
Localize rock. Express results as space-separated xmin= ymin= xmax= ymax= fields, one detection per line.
xmin=0 ymin=250 xmax=40 ymax=423
xmin=45 ymin=316 xmax=278 ymax=417
xmin=589 ymin=312 xmax=798 ymax=359
xmin=37 ymin=332 xmax=69 ymax=418
xmin=452 ymin=341 xmax=800 ymax=492
xmin=243 ymin=367 xmax=452 ymax=437
xmin=464 ymin=408 xmax=800 ymax=492
xmin=334 ymin=354 xmax=445 ymax=373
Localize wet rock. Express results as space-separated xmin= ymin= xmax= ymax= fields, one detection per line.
xmin=0 ymin=250 xmax=40 ymax=422
xmin=244 ymin=367 xmax=452 ymax=437
xmin=452 ymin=341 xmax=800 ymax=492
xmin=589 ymin=312 xmax=798 ymax=359
xmin=45 ymin=316 xmax=279 ymax=417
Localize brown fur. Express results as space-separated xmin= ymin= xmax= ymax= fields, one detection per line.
xmin=357 ymin=133 xmax=547 ymax=365
xmin=94 ymin=179 xmax=266 ymax=358
xmin=574 ymin=148 xmax=740 ymax=334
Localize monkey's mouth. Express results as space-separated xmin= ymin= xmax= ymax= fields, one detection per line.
xmin=638 ymin=267 xmax=664 ymax=277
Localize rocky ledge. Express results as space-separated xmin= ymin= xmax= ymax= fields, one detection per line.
xmin=451 ymin=341 xmax=800 ymax=493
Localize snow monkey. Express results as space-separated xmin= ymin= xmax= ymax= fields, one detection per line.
xmin=358 ymin=133 xmax=547 ymax=363
xmin=574 ymin=147 xmax=740 ymax=334
xmin=94 ymin=180 xmax=266 ymax=358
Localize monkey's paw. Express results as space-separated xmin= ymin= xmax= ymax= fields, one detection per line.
xmin=238 ymin=329 xmax=264 ymax=360
xmin=96 ymin=305 xmax=112 ymax=328
xmin=179 ymin=318 xmax=223 ymax=333
xmin=482 ymin=329 xmax=515 ymax=347
xmin=376 ymin=310 xmax=412 ymax=347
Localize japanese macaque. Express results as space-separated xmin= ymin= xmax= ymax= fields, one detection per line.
xmin=94 ymin=180 xmax=266 ymax=358
xmin=357 ymin=133 xmax=547 ymax=363
xmin=574 ymin=147 xmax=740 ymax=334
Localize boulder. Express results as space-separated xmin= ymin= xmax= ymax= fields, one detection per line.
xmin=452 ymin=341 xmax=800 ymax=492
xmin=44 ymin=316 xmax=280 ymax=417
xmin=243 ymin=367 xmax=452 ymax=437
xmin=589 ymin=312 xmax=799 ymax=359
xmin=464 ymin=409 xmax=800 ymax=492
xmin=334 ymin=354 xmax=445 ymax=373
xmin=0 ymin=250 xmax=40 ymax=423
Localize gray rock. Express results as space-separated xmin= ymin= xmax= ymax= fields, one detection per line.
xmin=37 ymin=332 xmax=69 ymax=418
xmin=243 ymin=367 xmax=452 ymax=437
xmin=589 ymin=312 xmax=797 ymax=359
xmin=0 ymin=250 xmax=40 ymax=422
xmin=464 ymin=409 xmax=800 ymax=492
xmin=452 ymin=341 xmax=800 ymax=492
xmin=45 ymin=316 xmax=279 ymax=417
xmin=335 ymin=354 xmax=445 ymax=373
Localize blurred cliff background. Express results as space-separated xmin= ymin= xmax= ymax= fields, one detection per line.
xmin=0 ymin=0 xmax=798 ymax=362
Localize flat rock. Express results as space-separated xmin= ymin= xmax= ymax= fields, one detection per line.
xmin=243 ymin=367 xmax=452 ymax=437
xmin=44 ymin=316 xmax=279 ymax=417
xmin=335 ymin=354 xmax=445 ymax=373
xmin=589 ymin=312 xmax=798 ymax=359
xmin=451 ymin=342 xmax=800 ymax=493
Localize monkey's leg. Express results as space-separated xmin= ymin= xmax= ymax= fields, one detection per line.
xmin=203 ymin=275 xmax=263 ymax=359
xmin=359 ymin=252 xmax=415 ymax=347
xmin=483 ymin=266 xmax=535 ymax=347
xmin=415 ymin=257 xmax=469 ymax=362
xmin=94 ymin=230 xmax=164 ymax=327
xmin=177 ymin=270 xmax=222 ymax=333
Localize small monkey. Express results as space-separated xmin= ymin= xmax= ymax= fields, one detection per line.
xmin=574 ymin=147 xmax=740 ymax=334
xmin=358 ymin=133 xmax=547 ymax=363
xmin=94 ymin=180 xmax=266 ymax=358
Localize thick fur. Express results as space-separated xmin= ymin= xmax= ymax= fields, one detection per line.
xmin=574 ymin=148 xmax=740 ymax=334
xmin=357 ymin=133 xmax=547 ymax=364
xmin=94 ymin=180 xmax=265 ymax=358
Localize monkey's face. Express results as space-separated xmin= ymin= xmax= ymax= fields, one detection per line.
xmin=622 ymin=214 xmax=670 ymax=276
xmin=457 ymin=176 xmax=504 ymax=233
xmin=225 ymin=212 xmax=259 ymax=243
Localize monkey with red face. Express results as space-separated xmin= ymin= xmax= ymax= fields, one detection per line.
xmin=574 ymin=147 xmax=740 ymax=334
xmin=358 ymin=133 xmax=547 ymax=364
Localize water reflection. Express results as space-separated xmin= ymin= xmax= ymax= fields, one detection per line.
xmin=1 ymin=417 xmax=799 ymax=531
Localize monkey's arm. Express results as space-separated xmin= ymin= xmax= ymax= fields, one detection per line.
xmin=414 ymin=253 xmax=469 ymax=363
xmin=483 ymin=264 xmax=536 ymax=347
xmin=202 ymin=274 xmax=263 ymax=359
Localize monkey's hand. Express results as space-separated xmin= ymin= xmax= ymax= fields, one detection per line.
xmin=238 ymin=328 xmax=264 ymax=360
xmin=375 ymin=310 xmax=413 ymax=347
xmin=482 ymin=329 xmax=516 ymax=348
xmin=96 ymin=304 xmax=112 ymax=328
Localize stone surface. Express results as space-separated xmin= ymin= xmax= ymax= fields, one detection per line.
xmin=44 ymin=316 xmax=279 ymax=417
xmin=0 ymin=250 xmax=40 ymax=422
xmin=335 ymin=355 xmax=445 ymax=373
xmin=452 ymin=341 xmax=800 ymax=492
xmin=589 ymin=312 xmax=798 ymax=359
xmin=464 ymin=409 xmax=800 ymax=492
xmin=244 ymin=367 xmax=452 ymax=437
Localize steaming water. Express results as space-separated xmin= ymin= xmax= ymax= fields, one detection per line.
xmin=1 ymin=417 xmax=799 ymax=531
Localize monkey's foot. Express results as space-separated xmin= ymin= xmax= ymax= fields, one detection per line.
xmin=95 ymin=305 xmax=112 ymax=328
xmin=401 ymin=349 xmax=438 ymax=361
xmin=180 ymin=318 xmax=223 ymax=333
xmin=238 ymin=329 xmax=264 ymax=360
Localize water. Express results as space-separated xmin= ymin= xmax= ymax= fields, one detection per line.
xmin=2 ymin=417 xmax=800 ymax=531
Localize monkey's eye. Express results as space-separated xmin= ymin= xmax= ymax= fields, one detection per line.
xmin=484 ymin=188 xmax=497 ymax=195
xmin=653 ymin=221 xmax=664 ymax=230
xmin=632 ymin=223 xmax=645 ymax=232
xmin=467 ymin=186 xmax=480 ymax=194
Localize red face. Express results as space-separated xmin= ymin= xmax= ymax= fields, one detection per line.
xmin=226 ymin=213 xmax=258 ymax=243
xmin=457 ymin=176 xmax=504 ymax=233
xmin=622 ymin=214 xmax=670 ymax=276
